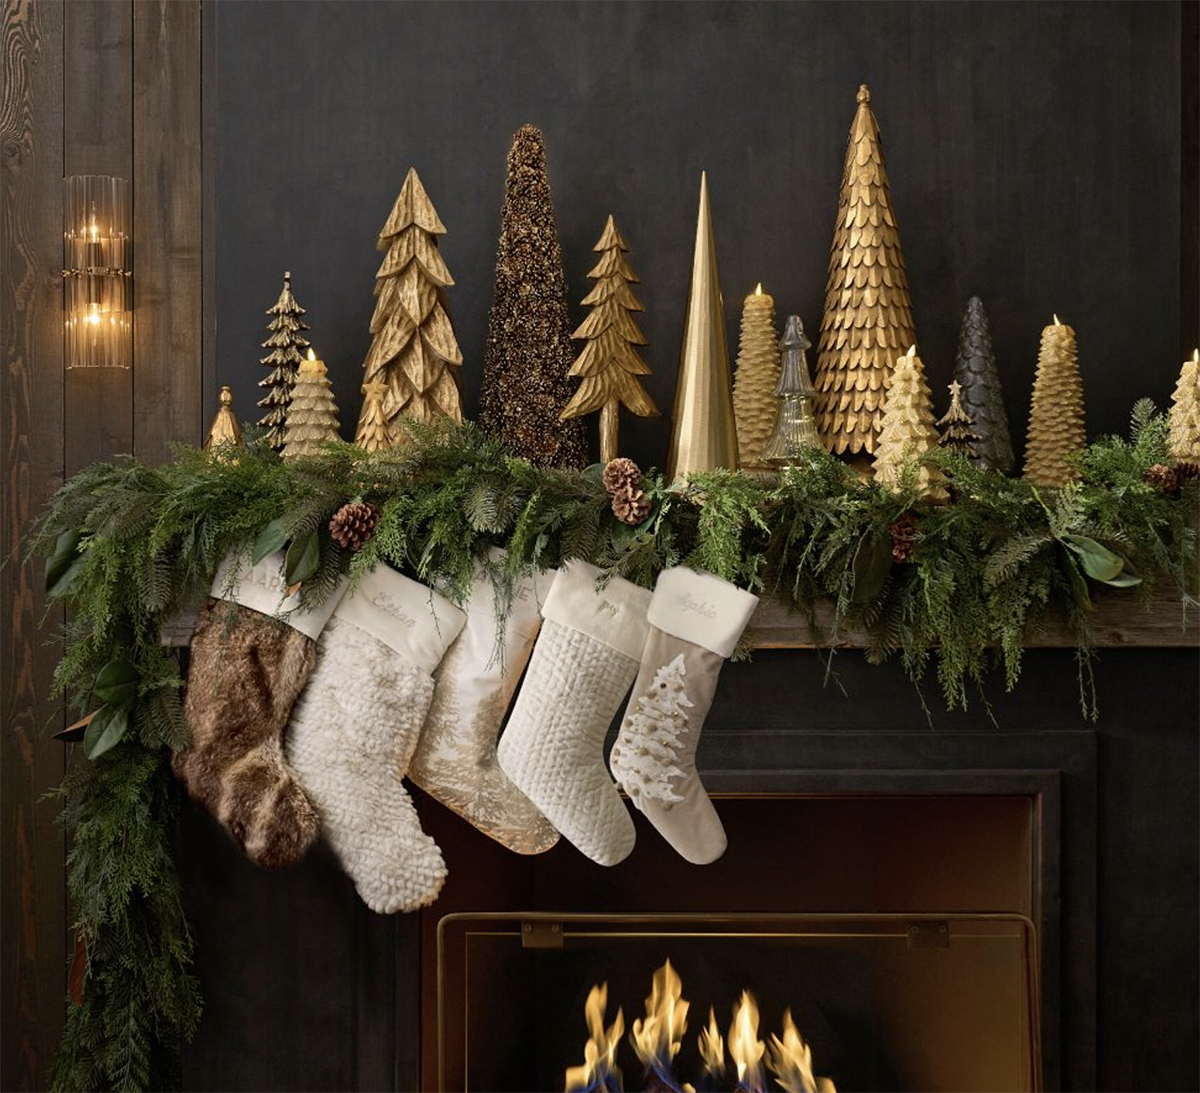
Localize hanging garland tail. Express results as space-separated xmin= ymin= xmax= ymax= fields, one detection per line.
xmin=29 ymin=403 xmax=1199 ymax=1091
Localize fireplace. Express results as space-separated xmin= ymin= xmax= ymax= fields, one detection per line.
xmin=420 ymin=788 xmax=1055 ymax=1092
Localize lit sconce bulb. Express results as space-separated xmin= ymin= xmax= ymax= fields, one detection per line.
xmin=88 ymin=219 xmax=99 ymax=242
xmin=86 ymin=303 xmax=100 ymax=326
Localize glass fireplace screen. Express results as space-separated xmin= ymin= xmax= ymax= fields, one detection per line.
xmin=436 ymin=912 xmax=1039 ymax=1093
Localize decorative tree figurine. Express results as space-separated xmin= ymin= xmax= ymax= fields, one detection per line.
xmin=257 ymin=271 xmax=311 ymax=450
xmin=610 ymin=654 xmax=694 ymax=805
xmin=667 ymin=172 xmax=738 ymax=482
xmin=355 ymin=379 xmax=391 ymax=454
xmin=953 ymin=297 xmax=1015 ymax=474
xmin=937 ymin=380 xmax=983 ymax=458
xmin=282 ymin=349 xmax=340 ymax=461
xmin=873 ymin=345 xmax=945 ymax=500
xmin=561 ymin=215 xmax=659 ymax=463
xmin=760 ymin=315 xmax=821 ymax=466
xmin=204 ymin=385 xmax=243 ymax=453
xmin=812 ymin=85 xmax=917 ymax=470
xmin=732 ymin=284 xmax=782 ymax=471
xmin=478 ymin=125 xmax=587 ymax=469
xmin=356 ymin=168 xmax=463 ymax=447
xmin=1023 ymin=316 xmax=1086 ymax=486
xmin=1168 ymin=349 xmax=1200 ymax=462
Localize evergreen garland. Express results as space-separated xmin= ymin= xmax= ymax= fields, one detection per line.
xmin=31 ymin=402 xmax=1198 ymax=1091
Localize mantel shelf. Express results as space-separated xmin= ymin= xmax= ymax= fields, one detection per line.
xmin=745 ymin=585 xmax=1199 ymax=650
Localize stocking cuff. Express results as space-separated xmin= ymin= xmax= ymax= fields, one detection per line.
xmin=648 ymin=567 xmax=759 ymax=659
xmin=213 ymin=549 xmax=347 ymax=640
xmin=542 ymin=560 xmax=651 ymax=660
xmin=460 ymin=549 xmax=556 ymax=639
xmin=337 ymin=565 xmax=466 ymax=674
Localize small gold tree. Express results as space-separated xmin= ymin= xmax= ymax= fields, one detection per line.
xmin=560 ymin=215 xmax=658 ymax=462
xmin=1023 ymin=316 xmax=1086 ymax=486
xmin=257 ymin=272 xmax=311 ymax=450
xmin=936 ymin=380 xmax=982 ymax=459
xmin=1168 ymin=349 xmax=1200 ymax=462
xmin=283 ymin=350 xmax=340 ymax=461
xmin=873 ymin=345 xmax=945 ymax=499
xmin=355 ymin=379 xmax=391 ymax=454
xmin=732 ymin=284 xmax=782 ymax=471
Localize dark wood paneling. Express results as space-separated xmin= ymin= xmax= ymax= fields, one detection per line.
xmin=1 ymin=1 xmax=67 ymax=1090
xmin=132 ymin=0 xmax=202 ymax=462
xmin=1183 ymin=0 xmax=1199 ymax=356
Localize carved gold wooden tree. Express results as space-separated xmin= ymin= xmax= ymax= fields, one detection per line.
xmin=561 ymin=215 xmax=658 ymax=463
xmin=204 ymin=385 xmax=243 ymax=453
xmin=257 ymin=272 xmax=311 ymax=450
xmin=355 ymin=379 xmax=391 ymax=454
xmin=732 ymin=284 xmax=782 ymax=471
xmin=1023 ymin=317 xmax=1086 ymax=486
xmin=813 ymin=85 xmax=916 ymax=469
xmin=283 ymin=352 xmax=340 ymax=461
xmin=357 ymin=168 xmax=463 ymax=447
xmin=873 ymin=345 xmax=945 ymax=500
xmin=1168 ymin=349 xmax=1200 ymax=462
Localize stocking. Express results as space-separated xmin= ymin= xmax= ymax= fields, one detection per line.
xmin=175 ymin=550 xmax=346 ymax=869
xmin=287 ymin=564 xmax=465 ymax=913
xmin=408 ymin=553 xmax=560 ymax=854
xmin=609 ymin=567 xmax=758 ymax=864
xmin=497 ymin=560 xmax=651 ymax=866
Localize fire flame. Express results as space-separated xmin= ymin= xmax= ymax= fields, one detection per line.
xmin=728 ymin=991 xmax=766 ymax=1092
xmin=631 ymin=959 xmax=690 ymax=1076
xmin=564 ymin=983 xmax=625 ymax=1093
xmin=698 ymin=1006 xmax=726 ymax=1079
xmin=766 ymin=1009 xmax=836 ymax=1093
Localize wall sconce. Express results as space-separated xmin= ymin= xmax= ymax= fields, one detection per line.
xmin=63 ymin=175 xmax=132 ymax=369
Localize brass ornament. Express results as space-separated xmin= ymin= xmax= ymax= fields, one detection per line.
xmin=732 ymin=284 xmax=782 ymax=472
xmin=561 ymin=215 xmax=659 ymax=464
xmin=666 ymin=171 xmax=738 ymax=482
xmin=257 ymin=272 xmax=311 ymax=451
xmin=204 ymin=385 xmax=244 ymax=453
xmin=812 ymin=84 xmax=917 ymax=467
xmin=760 ymin=315 xmax=822 ymax=466
xmin=282 ymin=351 xmax=341 ymax=462
xmin=873 ymin=345 xmax=946 ymax=500
xmin=1167 ymin=349 xmax=1200 ymax=463
xmin=1023 ymin=316 xmax=1086 ymax=486
xmin=357 ymin=168 xmax=464 ymax=448
xmin=355 ymin=379 xmax=391 ymax=453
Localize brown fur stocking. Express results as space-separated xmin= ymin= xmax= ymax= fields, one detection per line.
xmin=175 ymin=598 xmax=321 ymax=869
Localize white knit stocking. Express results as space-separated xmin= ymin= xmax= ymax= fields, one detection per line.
xmin=497 ymin=561 xmax=651 ymax=866
xmin=287 ymin=566 xmax=465 ymax=913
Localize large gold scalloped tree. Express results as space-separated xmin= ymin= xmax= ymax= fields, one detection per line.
xmin=355 ymin=168 xmax=463 ymax=446
xmin=813 ymin=85 xmax=916 ymax=471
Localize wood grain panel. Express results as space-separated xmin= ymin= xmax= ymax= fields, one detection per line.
xmin=132 ymin=0 xmax=202 ymax=463
xmin=1 ymin=1 xmax=67 ymax=1089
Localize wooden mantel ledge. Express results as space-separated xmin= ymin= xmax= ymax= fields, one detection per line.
xmin=745 ymin=584 xmax=1199 ymax=649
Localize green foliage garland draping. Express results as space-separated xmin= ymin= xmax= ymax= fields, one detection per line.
xmin=30 ymin=402 xmax=1197 ymax=1090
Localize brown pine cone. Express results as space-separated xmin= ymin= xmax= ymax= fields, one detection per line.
xmin=888 ymin=513 xmax=920 ymax=562
xmin=602 ymin=457 xmax=642 ymax=495
xmin=1144 ymin=463 xmax=1180 ymax=495
xmin=329 ymin=500 xmax=381 ymax=551
xmin=612 ymin=485 xmax=652 ymax=525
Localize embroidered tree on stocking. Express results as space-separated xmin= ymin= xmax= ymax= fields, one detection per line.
xmin=873 ymin=346 xmax=945 ymax=500
xmin=356 ymin=168 xmax=463 ymax=447
xmin=611 ymin=654 xmax=693 ymax=806
xmin=560 ymin=215 xmax=658 ymax=463
xmin=1168 ymin=350 xmax=1200 ymax=462
xmin=257 ymin=272 xmax=311 ymax=450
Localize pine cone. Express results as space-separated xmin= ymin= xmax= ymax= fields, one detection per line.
xmin=602 ymin=457 xmax=642 ymax=495
xmin=612 ymin=485 xmax=651 ymax=525
xmin=888 ymin=513 xmax=920 ymax=562
xmin=329 ymin=500 xmax=380 ymax=551
xmin=1144 ymin=463 xmax=1181 ymax=496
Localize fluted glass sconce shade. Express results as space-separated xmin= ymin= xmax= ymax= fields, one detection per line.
xmin=63 ymin=175 xmax=132 ymax=369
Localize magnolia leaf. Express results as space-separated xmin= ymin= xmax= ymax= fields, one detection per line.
xmin=581 ymin=463 xmax=605 ymax=486
xmin=610 ymin=519 xmax=636 ymax=553
xmin=45 ymin=529 xmax=86 ymax=598
xmin=94 ymin=659 xmax=138 ymax=709
xmin=83 ymin=704 xmax=129 ymax=760
xmin=251 ymin=517 xmax=291 ymax=565
xmin=1060 ymin=533 xmax=1126 ymax=582
xmin=1098 ymin=570 xmax=1143 ymax=588
xmin=1060 ymin=547 xmax=1094 ymax=612
xmin=284 ymin=532 xmax=319 ymax=586
xmin=55 ymin=710 xmax=97 ymax=742
xmin=851 ymin=529 xmax=892 ymax=604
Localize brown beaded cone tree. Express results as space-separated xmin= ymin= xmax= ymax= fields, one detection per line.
xmin=813 ymin=85 xmax=916 ymax=471
xmin=356 ymin=168 xmax=463 ymax=446
xmin=257 ymin=272 xmax=311 ymax=450
xmin=561 ymin=215 xmax=658 ymax=463
xmin=282 ymin=352 xmax=340 ymax=461
xmin=1168 ymin=350 xmax=1200 ymax=462
xmin=1023 ymin=317 xmax=1086 ymax=486
xmin=478 ymin=125 xmax=587 ymax=469
xmin=873 ymin=346 xmax=945 ymax=500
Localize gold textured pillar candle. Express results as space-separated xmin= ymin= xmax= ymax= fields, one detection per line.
xmin=1023 ymin=315 xmax=1086 ymax=486
xmin=1167 ymin=349 xmax=1200 ymax=462
xmin=732 ymin=284 xmax=782 ymax=472
xmin=873 ymin=345 xmax=945 ymax=500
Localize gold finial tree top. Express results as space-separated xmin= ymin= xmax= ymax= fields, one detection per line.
xmin=857 ymin=84 xmax=870 ymax=103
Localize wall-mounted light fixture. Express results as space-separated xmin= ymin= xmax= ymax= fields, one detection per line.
xmin=63 ymin=175 xmax=131 ymax=369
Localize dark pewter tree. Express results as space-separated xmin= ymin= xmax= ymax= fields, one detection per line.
xmin=953 ymin=296 xmax=1014 ymax=474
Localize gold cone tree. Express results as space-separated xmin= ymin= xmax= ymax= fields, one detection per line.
xmin=667 ymin=172 xmax=737 ymax=482
xmin=561 ymin=215 xmax=658 ymax=463
xmin=873 ymin=345 xmax=945 ymax=500
xmin=1168 ymin=349 xmax=1200 ymax=462
xmin=1023 ymin=317 xmax=1086 ymax=486
xmin=283 ymin=350 xmax=340 ymax=461
xmin=813 ymin=85 xmax=916 ymax=468
xmin=732 ymin=284 xmax=782 ymax=471
xmin=355 ymin=379 xmax=391 ymax=453
xmin=257 ymin=272 xmax=311 ymax=450
xmin=357 ymin=168 xmax=463 ymax=447
xmin=205 ymin=385 xmax=243 ymax=452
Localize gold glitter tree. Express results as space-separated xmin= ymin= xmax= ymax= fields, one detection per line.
xmin=561 ymin=215 xmax=658 ymax=463
xmin=356 ymin=168 xmax=463 ymax=446
xmin=732 ymin=284 xmax=782 ymax=471
xmin=873 ymin=345 xmax=945 ymax=500
xmin=355 ymin=379 xmax=391 ymax=454
xmin=813 ymin=85 xmax=916 ymax=470
xmin=1167 ymin=350 xmax=1200 ymax=462
xmin=257 ymin=272 xmax=311 ymax=451
xmin=1023 ymin=316 xmax=1086 ymax=486
xmin=282 ymin=351 xmax=340 ymax=461
xmin=479 ymin=125 xmax=587 ymax=469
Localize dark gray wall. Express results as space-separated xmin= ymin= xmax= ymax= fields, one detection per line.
xmin=213 ymin=1 xmax=1189 ymax=472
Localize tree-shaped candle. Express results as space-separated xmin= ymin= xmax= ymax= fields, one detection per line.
xmin=560 ymin=215 xmax=658 ymax=463
xmin=1168 ymin=349 xmax=1200 ymax=463
xmin=732 ymin=284 xmax=782 ymax=472
xmin=760 ymin=315 xmax=821 ymax=466
xmin=873 ymin=345 xmax=945 ymax=499
xmin=1023 ymin=316 xmax=1086 ymax=486
xmin=282 ymin=349 xmax=340 ymax=461
xmin=257 ymin=272 xmax=311 ymax=451
xmin=953 ymin=296 xmax=1014 ymax=474
xmin=354 ymin=379 xmax=391 ymax=454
